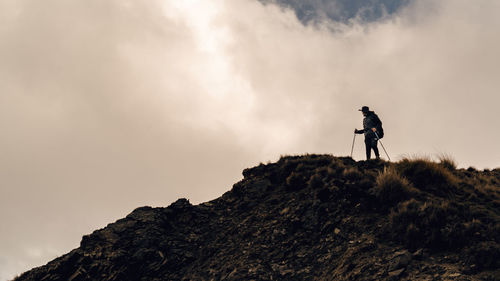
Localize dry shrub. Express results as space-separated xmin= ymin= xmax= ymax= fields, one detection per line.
xmin=286 ymin=172 xmax=307 ymax=191
xmin=343 ymin=167 xmax=363 ymax=181
xmin=472 ymin=172 xmax=500 ymax=193
xmin=372 ymin=167 xmax=419 ymax=207
xmin=437 ymin=153 xmax=457 ymax=171
xmin=396 ymin=157 xmax=458 ymax=197
xmin=308 ymin=174 xmax=323 ymax=189
xmin=476 ymin=184 xmax=499 ymax=198
xmin=328 ymin=158 xmax=345 ymax=176
xmin=467 ymin=172 xmax=500 ymax=213
xmin=388 ymin=199 xmax=469 ymax=250
xmin=281 ymin=154 xmax=334 ymax=169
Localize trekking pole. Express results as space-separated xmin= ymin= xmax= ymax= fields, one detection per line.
xmin=374 ymin=131 xmax=390 ymax=161
xmin=350 ymin=132 xmax=356 ymax=158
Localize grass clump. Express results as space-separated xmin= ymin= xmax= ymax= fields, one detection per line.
xmin=437 ymin=153 xmax=457 ymax=171
xmin=308 ymin=173 xmax=324 ymax=189
xmin=389 ymin=199 xmax=448 ymax=250
xmin=286 ymin=171 xmax=307 ymax=191
xmin=388 ymin=198 xmax=482 ymax=251
xmin=396 ymin=157 xmax=458 ymax=197
xmin=371 ymin=167 xmax=419 ymax=207
xmin=327 ymin=158 xmax=346 ymax=176
xmin=343 ymin=167 xmax=364 ymax=181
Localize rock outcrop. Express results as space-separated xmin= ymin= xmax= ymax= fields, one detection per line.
xmin=15 ymin=155 xmax=500 ymax=280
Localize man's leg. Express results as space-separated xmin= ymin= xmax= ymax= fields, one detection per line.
xmin=364 ymin=138 xmax=371 ymax=160
xmin=372 ymin=138 xmax=380 ymax=159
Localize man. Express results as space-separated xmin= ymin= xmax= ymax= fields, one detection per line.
xmin=355 ymin=106 xmax=383 ymax=160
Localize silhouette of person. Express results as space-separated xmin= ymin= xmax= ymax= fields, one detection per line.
xmin=355 ymin=106 xmax=383 ymax=160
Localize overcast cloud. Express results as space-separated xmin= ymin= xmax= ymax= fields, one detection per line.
xmin=1 ymin=0 xmax=500 ymax=279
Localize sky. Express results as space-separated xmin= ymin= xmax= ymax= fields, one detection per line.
xmin=264 ymin=0 xmax=411 ymax=23
xmin=1 ymin=0 xmax=500 ymax=279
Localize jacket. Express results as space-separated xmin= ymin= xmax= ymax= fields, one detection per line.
xmin=359 ymin=111 xmax=382 ymax=138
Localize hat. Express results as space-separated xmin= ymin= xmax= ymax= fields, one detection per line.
xmin=359 ymin=106 xmax=369 ymax=112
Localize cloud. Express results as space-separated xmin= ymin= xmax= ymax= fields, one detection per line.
xmin=263 ymin=0 xmax=412 ymax=23
xmin=1 ymin=0 xmax=500 ymax=278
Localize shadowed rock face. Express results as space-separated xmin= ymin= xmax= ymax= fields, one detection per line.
xmin=260 ymin=0 xmax=412 ymax=24
xmin=15 ymin=155 xmax=500 ymax=281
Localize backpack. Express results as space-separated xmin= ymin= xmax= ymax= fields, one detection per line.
xmin=377 ymin=125 xmax=384 ymax=139
xmin=373 ymin=113 xmax=384 ymax=139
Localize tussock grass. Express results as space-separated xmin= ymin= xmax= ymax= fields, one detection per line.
xmin=328 ymin=158 xmax=346 ymax=176
xmin=308 ymin=173 xmax=324 ymax=189
xmin=286 ymin=171 xmax=307 ymax=190
xmin=343 ymin=167 xmax=363 ymax=181
xmin=396 ymin=156 xmax=458 ymax=197
xmin=372 ymin=167 xmax=419 ymax=207
xmin=437 ymin=153 xmax=457 ymax=170
xmin=388 ymin=199 xmax=471 ymax=250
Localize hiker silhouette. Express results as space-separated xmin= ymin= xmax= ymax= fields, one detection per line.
xmin=355 ymin=106 xmax=383 ymax=160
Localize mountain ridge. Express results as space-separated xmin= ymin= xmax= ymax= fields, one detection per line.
xmin=14 ymin=155 xmax=500 ymax=280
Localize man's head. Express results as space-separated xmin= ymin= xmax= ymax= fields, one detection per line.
xmin=359 ymin=106 xmax=369 ymax=116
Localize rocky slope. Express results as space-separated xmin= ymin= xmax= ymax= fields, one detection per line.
xmin=15 ymin=155 xmax=500 ymax=280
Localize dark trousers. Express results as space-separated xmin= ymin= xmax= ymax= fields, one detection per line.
xmin=365 ymin=136 xmax=380 ymax=160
